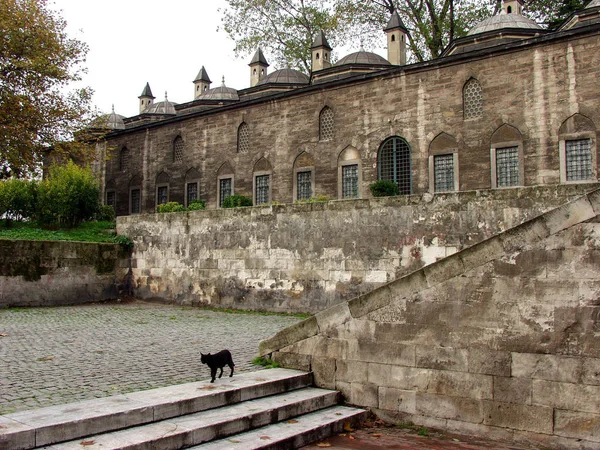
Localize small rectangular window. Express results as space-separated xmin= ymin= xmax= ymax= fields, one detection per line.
xmin=255 ymin=175 xmax=270 ymax=205
xmin=186 ymin=182 xmax=198 ymax=206
xmin=566 ymin=139 xmax=593 ymax=181
xmin=130 ymin=189 xmax=141 ymax=215
xmin=342 ymin=164 xmax=359 ymax=199
xmin=157 ymin=186 xmax=168 ymax=206
xmin=496 ymin=146 xmax=519 ymax=187
xmin=297 ymin=171 xmax=312 ymax=200
xmin=434 ymin=154 xmax=454 ymax=192
xmin=106 ymin=191 xmax=116 ymax=209
xmin=219 ymin=178 xmax=232 ymax=207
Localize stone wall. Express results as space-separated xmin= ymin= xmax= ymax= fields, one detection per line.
xmin=117 ymin=184 xmax=597 ymax=313
xmin=0 ymin=241 xmax=122 ymax=308
xmin=259 ymin=188 xmax=600 ymax=449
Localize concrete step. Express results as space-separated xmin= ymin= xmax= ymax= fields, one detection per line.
xmin=190 ymin=406 xmax=368 ymax=450
xmin=1 ymin=369 xmax=312 ymax=449
xmin=43 ymin=388 xmax=341 ymax=450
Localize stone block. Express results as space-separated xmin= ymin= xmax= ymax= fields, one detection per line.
xmin=482 ymin=401 xmax=553 ymax=434
xmin=387 ymin=269 xmax=428 ymax=301
xmin=335 ymin=381 xmax=352 ymax=403
xmin=348 ymin=285 xmax=393 ymax=319
xmin=312 ymin=357 xmax=336 ymax=390
xmin=512 ymin=353 xmax=582 ymax=383
xmin=501 ymin=220 xmax=550 ymax=254
xmin=313 ymin=337 xmax=350 ymax=360
xmin=272 ymin=351 xmax=311 ymax=371
xmin=554 ymin=410 xmax=600 ymax=443
xmin=336 ymin=360 xmax=368 ymax=384
xmin=587 ymin=189 xmax=600 ymax=217
xmin=416 ymin=393 xmax=482 ymax=423
xmin=459 ymin=236 xmax=505 ymax=272
xmin=350 ymin=382 xmax=379 ymax=408
xmin=315 ymin=302 xmax=351 ymax=334
xmin=468 ymin=348 xmax=511 ymax=377
xmin=533 ymin=380 xmax=600 ymax=414
xmin=258 ymin=316 xmax=318 ymax=355
xmin=416 ymin=346 xmax=468 ymax=372
xmin=350 ymin=340 xmax=415 ymax=367
xmin=493 ymin=376 xmax=532 ymax=405
xmin=0 ymin=417 xmax=35 ymax=450
xmin=367 ymin=363 xmax=393 ymax=387
xmin=583 ymin=358 xmax=600 ymax=386
xmin=423 ymin=256 xmax=465 ymax=287
xmin=542 ymin=197 xmax=596 ymax=236
xmin=423 ymin=371 xmax=493 ymax=400
xmin=378 ymin=387 xmax=416 ymax=414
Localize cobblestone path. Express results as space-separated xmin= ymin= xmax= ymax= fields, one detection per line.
xmin=0 ymin=301 xmax=302 ymax=415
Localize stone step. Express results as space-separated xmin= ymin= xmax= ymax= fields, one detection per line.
xmin=1 ymin=369 xmax=312 ymax=450
xmin=43 ymin=388 xmax=340 ymax=450
xmin=190 ymin=406 xmax=368 ymax=450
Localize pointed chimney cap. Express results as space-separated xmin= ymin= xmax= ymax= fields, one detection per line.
xmin=139 ymin=82 xmax=155 ymax=99
xmin=249 ymin=48 xmax=269 ymax=66
xmin=194 ymin=66 xmax=211 ymax=83
xmin=311 ymin=30 xmax=332 ymax=50
xmin=384 ymin=11 xmax=408 ymax=33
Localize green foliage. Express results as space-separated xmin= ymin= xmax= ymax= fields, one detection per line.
xmin=222 ymin=195 xmax=253 ymax=208
xmin=95 ymin=204 xmax=115 ymax=222
xmin=294 ymin=194 xmax=330 ymax=204
xmin=0 ymin=220 xmax=117 ymax=243
xmin=0 ymin=178 xmax=37 ymax=222
xmin=0 ymin=0 xmax=93 ymax=177
xmin=369 ymin=180 xmax=400 ymax=197
xmin=113 ymin=234 xmax=133 ymax=250
xmin=186 ymin=199 xmax=206 ymax=211
xmin=37 ymin=161 xmax=100 ymax=228
xmin=156 ymin=201 xmax=186 ymax=213
xmin=252 ymin=356 xmax=280 ymax=369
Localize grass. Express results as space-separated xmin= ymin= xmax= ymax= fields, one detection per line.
xmin=0 ymin=220 xmax=122 ymax=244
xmin=252 ymin=356 xmax=280 ymax=369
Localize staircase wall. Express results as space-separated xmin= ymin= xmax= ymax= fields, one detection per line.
xmin=260 ymin=189 xmax=600 ymax=449
xmin=117 ymin=184 xmax=597 ymax=313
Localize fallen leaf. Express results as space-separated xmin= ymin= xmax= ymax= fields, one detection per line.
xmin=228 ymin=440 xmax=241 ymax=443
xmin=80 ymin=440 xmax=95 ymax=446
xmin=349 ymin=435 xmax=355 ymax=440
xmin=338 ymin=433 xmax=346 ymax=437
xmin=343 ymin=422 xmax=355 ymax=432
xmin=372 ymin=433 xmax=382 ymax=437
xmin=286 ymin=419 xmax=299 ymax=424
xmin=0 ymin=333 xmax=8 ymax=337
xmin=335 ymin=413 xmax=342 ymax=416
xmin=37 ymin=356 xmax=54 ymax=362
xmin=200 ymin=386 xmax=217 ymax=390
xmin=316 ymin=443 xmax=331 ymax=448
xmin=260 ymin=436 xmax=271 ymax=440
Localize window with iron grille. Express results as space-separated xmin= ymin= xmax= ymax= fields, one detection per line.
xmin=496 ymin=146 xmax=519 ymax=187
xmin=566 ymin=139 xmax=593 ymax=181
xmin=219 ymin=178 xmax=232 ymax=207
xmin=106 ymin=191 xmax=116 ymax=209
xmin=186 ymin=182 xmax=198 ymax=206
xmin=463 ymin=78 xmax=483 ymax=120
xmin=342 ymin=164 xmax=359 ymax=198
xmin=378 ymin=137 xmax=411 ymax=195
xmin=255 ymin=175 xmax=270 ymax=205
xmin=434 ymin=154 xmax=454 ymax=192
xmin=130 ymin=189 xmax=141 ymax=214
xmin=173 ymin=137 xmax=184 ymax=163
xmin=237 ymin=123 xmax=250 ymax=153
xmin=120 ymin=149 xmax=130 ymax=171
xmin=297 ymin=171 xmax=312 ymax=200
xmin=320 ymin=107 xmax=334 ymax=141
xmin=157 ymin=186 xmax=168 ymax=205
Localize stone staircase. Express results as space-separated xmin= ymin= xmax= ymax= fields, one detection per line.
xmin=0 ymin=368 xmax=367 ymax=450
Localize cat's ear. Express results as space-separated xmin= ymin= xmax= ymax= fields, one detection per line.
xmin=201 ymin=353 xmax=205 ymax=356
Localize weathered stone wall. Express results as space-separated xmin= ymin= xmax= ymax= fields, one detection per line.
xmin=260 ymin=189 xmax=600 ymax=449
xmin=0 ymin=241 xmax=122 ymax=307
xmin=117 ymin=184 xmax=597 ymax=313
xmin=102 ymin=29 xmax=600 ymax=214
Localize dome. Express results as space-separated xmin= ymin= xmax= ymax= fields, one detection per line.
xmin=106 ymin=110 xmax=125 ymax=130
xmin=336 ymin=50 xmax=390 ymax=66
xmin=468 ymin=12 xmax=542 ymax=36
xmin=197 ymin=78 xmax=239 ymax=101
xmin=257 ymin=68 xmax=309 ymax=86
xmin=146 ymin=100 xmax=177 ymax=115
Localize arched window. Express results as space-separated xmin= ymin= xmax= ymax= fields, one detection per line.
xmin=253 ymin=158 xmax=272 ymax=205
xmin=156 ymin=172 xmax=170 ymax=207
xmin=490 ymin=124 xmax=524 ymax=188
xmin=378 ymin=136 xmax=412 ymax=195
xmin=173 ymin=136 xmax=184 ymax=163
xmin=463 ymin=78 xmax=483 ymax=120
xmin=185 ymin=168 xmax=201 ymax=207
xmin=558 ymin=114 xmax=597 ymax=183
xmin=237 ymin=122 xmax=250 ymax=153
xmin=319 ymin=106 xmax=334 ymax=141
xmin=429 ymin=132 xmax=459 ymax=193
xmin=119 ymin=148 xmax=130 ymax=172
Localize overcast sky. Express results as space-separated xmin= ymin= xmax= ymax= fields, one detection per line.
xmin=50 ymin=0 xmax=383 ymax=119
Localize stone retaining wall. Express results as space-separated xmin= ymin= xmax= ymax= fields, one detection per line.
xmin=260 ymin=189 xmax=600 ymax=449
xmin=0 ymin=240 xmax=122 ymax=307
xmin=117 ymin=184 xmax=598 ymax=313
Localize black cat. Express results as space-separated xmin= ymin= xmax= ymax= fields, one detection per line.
xmin=201 ymin=349 xmax=235 ymax=383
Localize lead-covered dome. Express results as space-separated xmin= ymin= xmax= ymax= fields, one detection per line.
xmin=106 ymin=108 xmax=125 ymax=130
xmin=336 ymin=50 xmax=390 ymax=66
xmin=468 ymin=12 xmax=542 ymax=36
xmin=197 ymin=78 xmax=239 ymax=101
xmin=257 ymin=68 xmax=309 ymax=85
xmin=146 ymin=100 xmax=177 ymax=115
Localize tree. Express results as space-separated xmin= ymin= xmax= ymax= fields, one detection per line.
xmin=0 ymin=0 xmax=93 ymax=178
xmin=524 ymin=0 xmax=585 ymax=29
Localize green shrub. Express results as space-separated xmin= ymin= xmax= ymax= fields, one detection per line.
xmin=369 ymin=180 xmax=400 ymax=197
xmin=0 ymin=179 xmax=37 ymax=222
xmin=156 ymin=201 xmax=186 ymax=213
xmin=294 ymin=194 xmax=330 ymax=204
xmin=186 ymin=199 xmax=206 ymax=211
xmin=95 ymin=204 xmax=115 ymax=222
xmin=37 ymin=161 xmax=100 ymax=228
xmin=222 ymin=195 xmax=253 ymax=208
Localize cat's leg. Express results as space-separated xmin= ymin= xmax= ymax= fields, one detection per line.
xmin=218 ymin=367 xmax=224 ymax=378
xmin=228 ymin=362 xmax=234 ymax=377
xmin=211 ymin=368 xmax=217 ymax=383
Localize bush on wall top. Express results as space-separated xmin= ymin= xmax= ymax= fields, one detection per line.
xmin=369 ymin=180 xmax=400 ymax=197
xmin=222 ymin=195 xmax=253 ymax=208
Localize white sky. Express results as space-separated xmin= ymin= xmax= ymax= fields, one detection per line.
xmin=50 ymin=0 xmax=384 ymax=119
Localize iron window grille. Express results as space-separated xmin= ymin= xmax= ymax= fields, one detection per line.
xmin=157 ymin=186 xmax=168 ymax=206
xmin=255 ymin=175 xmax=270 ymax=205
xmin=106 ymin=191 xmax=116 ymax=209
xmin=434 ymin=154 xmax=454 ymax=192
xmin=173 ymin=137 xmax=184 ymax=163
xmin=566 ymin=139 xmax=593 ymax=181
xmin=319 ymin=107 xmax=334 ymax=141
xmin=186 ymin=182 xmax=198 ymax=206
xmin=130 ymin=189 xmax=141 ymax=214
xmin=297 ymin=171 xmax=312 ymax=200
xmin=120 ymin=150 xmax=130 ymax=171
xmin=463 ymin=79 xmax=483 ymax=120
xmin=342 ymin=164 xmax=359 ymax=198
xmin=496 ymin=146 xmax=519 ymax=187
xmin=237 ymin=123 xmax=250 ymax=153
xmin=220 ymin=178 xmax=232 ymax=207
xmin=378 ymin=137 xmax=411 ymax=195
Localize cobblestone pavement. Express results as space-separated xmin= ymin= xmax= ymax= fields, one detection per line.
xmin=0 ymin=301 xmax=303 ymax=415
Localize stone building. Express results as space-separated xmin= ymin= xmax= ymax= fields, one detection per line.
xmin=97 ymin=0 xmax=600 ymax=216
